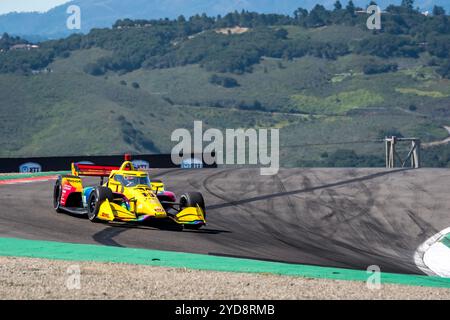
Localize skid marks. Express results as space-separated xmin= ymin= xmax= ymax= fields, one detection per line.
xmin=201 ymin=168 xmax=425 ymax=273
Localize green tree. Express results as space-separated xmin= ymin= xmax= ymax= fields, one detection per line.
xmin=308 ymin=4 xmax=330 ymax=27
xmin=333 ymin=1 xmax=342 ymax=11
xmin=294 ymin=8 xmax=308 ymax=26
xmin=433 ymin=6 xmax=446 ymax=16
xmin=346 ymin=1 xmax=356 ymax=14
xmin=401 ymin=0 xmax=414 ymax=10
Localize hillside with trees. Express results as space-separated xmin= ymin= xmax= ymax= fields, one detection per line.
xmin=1 ymin=0 xmax=448 ymax=39
xmin=1 ymin=1 xmax=450 ymax=167
xmin=1 ymin=2 xmax=450 ymax=77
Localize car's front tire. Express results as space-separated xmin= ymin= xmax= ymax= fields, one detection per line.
xmin=87 ymin=187 xmax=113 ymax=222
xmin=180 ymin=192 xmax=206 ymax=230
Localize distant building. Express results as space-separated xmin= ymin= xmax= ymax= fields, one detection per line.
xmin=31 ymin=68 xmax=52 ymax=75
xmin=10 ymin=44 xmax=39 ymax=51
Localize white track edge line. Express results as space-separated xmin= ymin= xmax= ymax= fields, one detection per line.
xmin=414 ymin=227 xmax=450 ymax=277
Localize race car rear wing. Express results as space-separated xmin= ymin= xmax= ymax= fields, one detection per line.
xmin=71 ymin=163 xmax=120 ymax=177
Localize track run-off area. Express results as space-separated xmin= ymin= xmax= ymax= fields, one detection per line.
xmin=1 ymin=167 xmax=450 ymax=287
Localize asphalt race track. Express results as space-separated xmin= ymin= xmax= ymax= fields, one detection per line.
xmin=1 ymin=168 xmax=450 ymax=275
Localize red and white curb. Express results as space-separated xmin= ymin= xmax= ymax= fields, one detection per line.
xmin=414 ymin=227 xmax=450 ymax=278
xmin=0 ymin=176 xmax=58 ymax=185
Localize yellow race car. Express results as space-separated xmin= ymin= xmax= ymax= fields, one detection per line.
xmin=53 ymin=160 xmax=206 ymax=229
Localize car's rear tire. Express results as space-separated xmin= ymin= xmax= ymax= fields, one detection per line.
xmin=87 ymin=187 xmax=113 ymax=222
xmin=53 ymin=178 xmax=64 ymax=213
xmin=180 ymin=192 xmax=206 ymax=230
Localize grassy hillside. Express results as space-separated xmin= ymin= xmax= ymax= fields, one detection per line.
xmin=0 ymin=48 xmax=296 ymax=157
xmin=1 ymin=8 xmax=450 ymax=167
xmin=1 ymin=44 xmax=448 ymax=167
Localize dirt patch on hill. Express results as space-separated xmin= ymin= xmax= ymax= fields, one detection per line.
xmin=215 ymin=26 xmax=250 ymax=35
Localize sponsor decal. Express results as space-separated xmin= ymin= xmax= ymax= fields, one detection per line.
xmin=61 ymin=183 xmax=77 ymax=206
xmin=100 ymin=212 xmax=109 ymax=218
xmin=132 ymin=160 xmax=150 ymax=170
xmin=77 ymin=161 xmax=95 ymax=165
xmin=65 ymin=178 xmax=81 ymax=184
xmin=19 ymin=162 xmax=42 ymax=173
xmin=181 ymin=158 xmax=203 ymax=169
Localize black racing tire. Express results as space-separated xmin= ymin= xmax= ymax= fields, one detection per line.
xmin=87 ymin=187 xmax=113 ymax=222
xmin=53 ymin=178 xmax=64 ymax=213
xmin=180 ymin=192 xmax=205 ymax=210
xmin=180 ymin=192 xmax=206 ymax=220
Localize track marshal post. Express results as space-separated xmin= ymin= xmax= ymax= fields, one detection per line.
xmin=385 ymin=136 xmax=421 ymax=169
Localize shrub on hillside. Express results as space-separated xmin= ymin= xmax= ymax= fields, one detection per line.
xmin=84 ymin=62 xmax=105 ymax=76
xmin=209 ymin=74 xmax=240 ymax=88
xmin=363 ymin=63 xmax=398 ymax=75
xmin=437 ymin=62 xmax=450 ymax=79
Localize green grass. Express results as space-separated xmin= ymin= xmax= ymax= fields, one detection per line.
xmin=395 ymin=88 xmax=450 ymax=98
xmin=0 ymin=71 xmax=171 ymax=156
xmin=49 ymin=48 xmax=112 ymax=74
xmin=331 ymin=72 xmax=356 ymax=83
xmin=107 ymin=56 xmax=332 ymax=110
xmin=399 ymin=65 xmax=441 ymax=81
xmin=290 ymin=89 xmax=384 ymax=115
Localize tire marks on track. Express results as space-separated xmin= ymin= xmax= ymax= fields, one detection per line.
xmin=2 ymin=167 xmax=450 ymax=275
